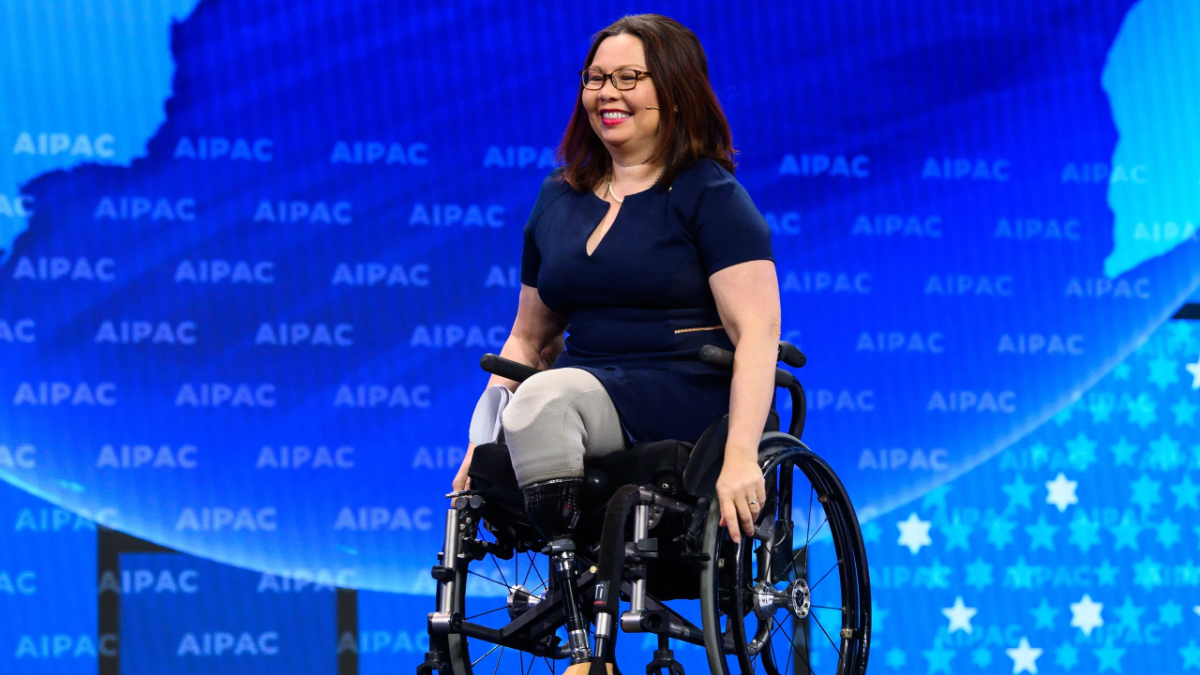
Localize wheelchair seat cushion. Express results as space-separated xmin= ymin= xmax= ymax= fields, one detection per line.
xmin=466 ymin=439 xmax=694 ymax=514
xmin=469 ymin=411 xmax=765 ymax=510
xmin=465 ymin=443 xmax=523 ymax=510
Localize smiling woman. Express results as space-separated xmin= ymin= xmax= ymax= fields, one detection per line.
xmin=451 ymin=14 xmax=781 ymax=674
xmin=559 ymin=16 xmax=736 ymax=192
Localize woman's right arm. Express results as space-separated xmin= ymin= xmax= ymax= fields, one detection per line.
xmin=452 ymin=283 xmax=568 ymax=491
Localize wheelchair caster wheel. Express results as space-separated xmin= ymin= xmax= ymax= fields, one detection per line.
xmin=647 ymin=647 xmax=685 ymax=675
xmin=417 ymin=648 xmax=450 ymax=674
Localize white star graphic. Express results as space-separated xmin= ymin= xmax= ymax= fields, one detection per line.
xmin=1045 ymin=473 xmax=1078 ymax=512
xmin=1006 ymin=637 xmax=1043 ymax=674
xmin=1069 ymin=594 xmax=1104 ymax=636
xmin=1187 ymin=355 xmax=1200 ymax=390
xmin=896 ymin=512 xmax=932 ymax=554
xmin=942 ymin=596 xmax=978 ymax=634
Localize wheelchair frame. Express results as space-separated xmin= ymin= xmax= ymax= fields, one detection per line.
xmin=420 ymin=343 xmax=870 ymax=675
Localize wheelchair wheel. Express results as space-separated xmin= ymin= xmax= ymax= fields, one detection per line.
xmin=699 ymin=437 xmax=871 ymax=675
xmin=435 ymin=511 xmax=579 ymax=674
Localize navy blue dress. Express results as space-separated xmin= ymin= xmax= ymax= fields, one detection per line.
xmin=521 ymin=158 xmax=774 ymax=445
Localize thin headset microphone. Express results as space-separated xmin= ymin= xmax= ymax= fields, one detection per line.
xmin=645 ymin=105 xmax=660 ymax=110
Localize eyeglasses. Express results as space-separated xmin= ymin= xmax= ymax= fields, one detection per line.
xmin=580 ymin=67 xmax=651 ymax=91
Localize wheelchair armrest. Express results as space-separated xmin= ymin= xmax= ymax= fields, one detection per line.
xmin=479 ymin=354 xmax=540 ymax=383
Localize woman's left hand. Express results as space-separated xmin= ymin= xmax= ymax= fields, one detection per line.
xmin=715 ymin=450 xmax=766 ymax=544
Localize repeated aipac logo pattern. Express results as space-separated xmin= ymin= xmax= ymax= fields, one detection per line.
xmin=866 ymin=318 xmax=1200 ymax=673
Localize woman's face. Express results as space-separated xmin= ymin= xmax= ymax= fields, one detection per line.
xmin=583 ymin=34 xmax=661 ymax=160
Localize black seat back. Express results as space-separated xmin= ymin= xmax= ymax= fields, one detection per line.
xmin=679 ymin=406 xmax=782 ymax=497
xmin=680 ymin=415 xmax=728 ymax=498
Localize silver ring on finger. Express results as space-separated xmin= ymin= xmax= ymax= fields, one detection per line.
xmin=749 ymin=500 xmax=760 ymax=506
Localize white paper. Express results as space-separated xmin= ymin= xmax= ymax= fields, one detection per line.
xmin=468 ymin=384 xmax=512 ymax=445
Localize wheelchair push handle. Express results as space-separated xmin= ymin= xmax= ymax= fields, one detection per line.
xmin=778 ymin=341 xmax=806 ymax=368
xmin=697 ymin=344 xmax=734 ymax=368
xmin=699 ymin=344 xmax=802 ymax=388
xmin=699 ymin=343 xmax=808 ymax=439
xmin=699 ymin=342 xmax=806 ymax=370
xmin=483 ymin=342 xmax=805 ymax=382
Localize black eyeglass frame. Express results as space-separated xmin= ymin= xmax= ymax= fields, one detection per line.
xmin=579 ymin=67 xmax=652 ymax=91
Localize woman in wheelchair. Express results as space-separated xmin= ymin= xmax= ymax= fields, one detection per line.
xmin=422 ymin=14 xmax=870 ymax=675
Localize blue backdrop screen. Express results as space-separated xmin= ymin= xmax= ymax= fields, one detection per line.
xmin=1 ymin=1 xmax=1198 ymax=673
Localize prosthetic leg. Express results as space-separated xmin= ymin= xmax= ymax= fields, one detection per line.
xmin=523 ymin=478 xmax=592 ymax=668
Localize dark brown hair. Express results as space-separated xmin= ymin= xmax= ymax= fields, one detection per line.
xmin=557 ymin=14 xmax=737 ymax=191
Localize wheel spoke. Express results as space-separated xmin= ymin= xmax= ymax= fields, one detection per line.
xmin=766 ymin=615 xmax=785 ymax=646
xmin=810 ymin=604 xmax=843 ymax=611
xmin=528 ymin=552 xmax=546 ymax=591
xmin=809 ymin=561 xmax=840 ymax=593
xmin=762 ymin=613 xmax=801 ymax=675
xmin=772 ymin=612 xmax=792 ymax=667
xmin=804 ymin=486 xmax=813 ymax=549
xmin=773 ymin=615 xmax=813 ymax=675
xmin=809 ymin=610 xmax=842 ymax=657
xmin=769 ymin=628 xmax=780 ymax=675
xmin=783 ymin=634 xmax=794 ymax=675
xmin=776 ymin=546 xmax=802 ymax=582
xmin=468 ymin=569 xmax=512 ymax=590
xmin=778 ymin=515 xmax=826 ymax=583
xmin=522 ymin=552 xmax=536 ymax=588
xmin=805 ymin=517 xmax=827 ymax=548
xmin=491 ymin=646 xmax=506 ymax=675
xmin=776 ymin=481 xmax=828 ymax=582
xmin=466 ymin=604 xmax=511 ymax=621
xmin=792 ymin=618 xmax=818 ymax=675
xmin=491 ymin=554 xmax=511 ymax=589
xmin=472 ymin=643 xmax=501 ymax=667
xmin=799 ymin=649 xmax=817 ymax=675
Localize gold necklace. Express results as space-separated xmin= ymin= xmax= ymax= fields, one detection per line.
xmin=607 ymin=166 xmax=665 ymax=204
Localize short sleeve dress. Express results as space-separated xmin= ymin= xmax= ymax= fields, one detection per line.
xmin=521 ymin=158 xmax=774 ymax=445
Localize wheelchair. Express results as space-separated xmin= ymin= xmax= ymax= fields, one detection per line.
xmin=419 ymin=343 xmax=870 ymax=675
